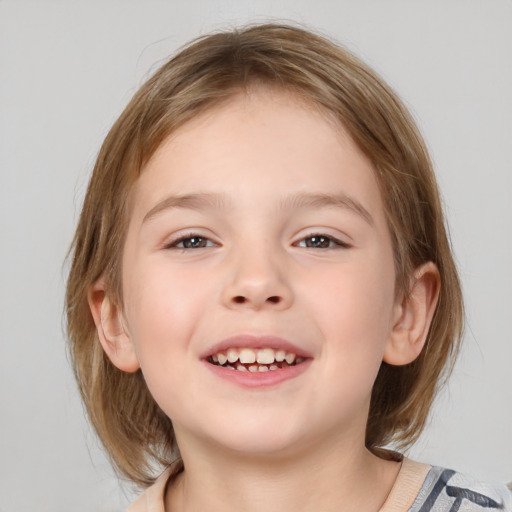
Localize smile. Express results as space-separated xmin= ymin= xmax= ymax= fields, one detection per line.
xmin=203 ymin=335 xmax=312 ymax=387
xmin=208 ymin=347 xmax=305 ymax=372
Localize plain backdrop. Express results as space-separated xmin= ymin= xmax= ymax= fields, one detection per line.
xmin=0 ymin=1 xmax=511 ymax=510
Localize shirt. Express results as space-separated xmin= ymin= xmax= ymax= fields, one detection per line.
xmin=126 ymin=458 xmax=512 ymax=511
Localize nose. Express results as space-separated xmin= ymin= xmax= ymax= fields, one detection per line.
xmin=221 ymin=245 xmax=293 ymax=311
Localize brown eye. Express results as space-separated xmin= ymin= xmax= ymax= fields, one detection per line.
xmin=303 ymin=235 xmax=334 ymax=248
xmin=182 ymin=237 xmax=208 ymax=248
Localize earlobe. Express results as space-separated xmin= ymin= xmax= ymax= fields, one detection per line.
xmin=383 ymin=262 xmax=440 ymax=366
xmin=88 ymin=280 xmax=140 ymax=373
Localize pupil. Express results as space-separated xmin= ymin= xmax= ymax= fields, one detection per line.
xmin=307 ymin=236 xmax=328 ymax=248
xmin=184 ymin=237 xmax=205 ymax=248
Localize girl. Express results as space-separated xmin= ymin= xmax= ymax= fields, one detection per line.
xmin=66 ymin=24 xmax=512 ymax=511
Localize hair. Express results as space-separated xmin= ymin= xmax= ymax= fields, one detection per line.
xmin=66 ymin=23 xmax=464 ymax=486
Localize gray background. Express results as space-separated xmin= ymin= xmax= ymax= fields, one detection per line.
xmin=1 ymin=1 xmax=511 ymax=510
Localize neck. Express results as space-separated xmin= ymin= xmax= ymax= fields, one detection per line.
xmin=165 ymin=432 xmax=400 ymax=512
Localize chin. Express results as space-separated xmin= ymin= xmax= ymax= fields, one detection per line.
xmin=197 ymin=419 xmax=307 ymax=459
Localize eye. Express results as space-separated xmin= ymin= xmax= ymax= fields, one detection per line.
xmin=296 ymin=234 xmax=349 ymax=249
xmin=166 ymin=234 xmax=217 ymax=249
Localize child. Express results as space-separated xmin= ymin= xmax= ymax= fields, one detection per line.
xmin=65 ymin=23 xmax=512 ymax=511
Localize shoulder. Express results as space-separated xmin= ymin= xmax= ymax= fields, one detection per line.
xmin=126 ymin=462 xmax=182 ymax=512
xmin=410 ymin=465 xmax=512 ymax=512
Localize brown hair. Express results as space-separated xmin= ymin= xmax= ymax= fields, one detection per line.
xmin=66 ymin=23 xmax=464 ymax=486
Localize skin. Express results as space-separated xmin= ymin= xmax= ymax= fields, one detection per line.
xmin=90 ymin=87 xmax=439 ymax=511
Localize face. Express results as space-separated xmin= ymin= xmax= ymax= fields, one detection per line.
xmin=118 ymin=88 xmax=400 ymax=457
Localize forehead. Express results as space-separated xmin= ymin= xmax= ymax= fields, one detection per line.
xmin=129 ymin=87 xmax=384 ymax=224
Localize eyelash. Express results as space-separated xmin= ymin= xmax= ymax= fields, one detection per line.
xmin=165 ymin=233 xmax=217 ymax=250
xmin=165 ymin=233 xmax=350 ymax=250
xmin=295 ymin=233 xmax=351 ymax=249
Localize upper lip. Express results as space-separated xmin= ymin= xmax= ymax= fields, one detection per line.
xmin=201 ymin=334 xmax=313 ymax=359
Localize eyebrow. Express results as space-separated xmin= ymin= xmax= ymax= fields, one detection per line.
xmin=281 ymin=192 xmax=374 ymax=226
xmin=142 ymin=193 xmax=228 ymax=224
xmin=142 ymin=191 xmax=374 ymax=226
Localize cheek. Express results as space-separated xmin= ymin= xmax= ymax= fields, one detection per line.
xmin=121 ymin=262 xmax=218 ymax=420
xmin=308 ymin=257 xmax=396 ymax=367
xmin=286 ymin=258 xmax=397 ymax=431
xmin=122 ymin=261 xmax=215 ymax=368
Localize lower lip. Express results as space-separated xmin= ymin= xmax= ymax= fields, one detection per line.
xmin=203 ymin=359 xmax=312 ymax=388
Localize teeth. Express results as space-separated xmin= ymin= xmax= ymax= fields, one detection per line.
xmin=275 ymin=350 xmax=286 ymax=362
xmin=211 ymin=347 xmax=302 ymax=368
xmin=227 ymin=348 xmax=239 ymax=363
xmin=239 ymin=348 xmax=256 ymax=364
xmin=285 ymin=353 xmax=296 ymax=364
xmin=257 ymin=348 xmax=275 ymax=364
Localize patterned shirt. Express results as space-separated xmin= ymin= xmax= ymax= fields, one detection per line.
xmin=126 ymin=458 xmax=512 ymax=511
xmin=409 ymin=465 xmax=512 ymax=511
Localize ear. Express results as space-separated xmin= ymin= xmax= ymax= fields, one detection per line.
xmin=87 ymin=280 xmax=140 ymax=373
xmin=383 ymin=262 xmax=440 ymax=366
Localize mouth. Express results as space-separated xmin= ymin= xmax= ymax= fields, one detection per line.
xmin=202 ymin=335 xmax=312 ymax=387
xmin=207 ymin=347 xmax=305 ymax=372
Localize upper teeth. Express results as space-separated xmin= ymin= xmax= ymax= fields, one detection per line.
xmin=212 ymin=348 xmax=298 ymax=365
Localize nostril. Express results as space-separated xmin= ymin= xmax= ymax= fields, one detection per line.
xmin=231 ymin=295 xmax=281 ymax=305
